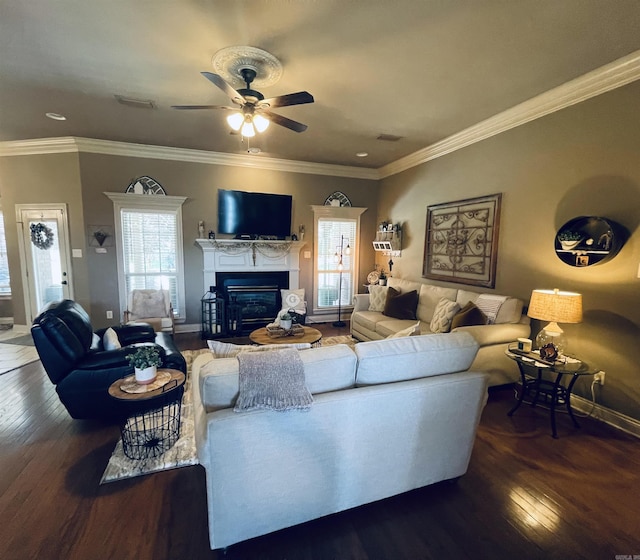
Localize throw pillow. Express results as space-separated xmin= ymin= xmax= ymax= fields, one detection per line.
xmin=103 ymin=327 xmax=121 ymax=350
xmin=133 ymin=290 xmax=167 ymax=318
xmin=281 ymin=289 xmax=306 ymax=312
xmin=368 ymin=285 xmax=389 ymax=312
xmin=383 ymin=287 xmax=419 ymax=320
xmin=387 ymin=321 xmax=421 ymax=338
xmin=475 ymin=294 xmax=508 ymax=324
xmin=450 ymin=301 xmax=487 ymax=330
xmin=429 ymin=298 xmax=461 ymax=333
xmin=207 ymin=339 xmax=311 ymax=358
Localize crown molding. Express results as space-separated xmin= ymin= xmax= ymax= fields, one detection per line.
xmin=379 ymin=48 xmax=640 ymax=178
xmin=0 ymin=136 xmax=379 ymax=180
xmin=2 ymin=49 xmax=639 ymax=181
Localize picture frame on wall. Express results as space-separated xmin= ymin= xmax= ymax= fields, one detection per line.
xmin=422 ymin=193 xmax=502 ymax=288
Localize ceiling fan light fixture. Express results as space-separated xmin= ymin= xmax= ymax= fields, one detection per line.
xmin=241 ymin=120 xmax=256 ymax=138
xmin=253 ymin=114 xmax=270 ymax=133
xmin=226 ymin=112 xmax=244 ymax=131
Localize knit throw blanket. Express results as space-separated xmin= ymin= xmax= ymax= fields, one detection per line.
xmin=234 ymin=348 xmax=313 ymax=412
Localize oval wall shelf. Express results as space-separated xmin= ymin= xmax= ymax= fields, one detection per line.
xmin=555 ymin=216 xmax=627 ymax=267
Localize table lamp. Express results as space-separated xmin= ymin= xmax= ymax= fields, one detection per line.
xmin=527 ymin=288 xmax=583 ymax=355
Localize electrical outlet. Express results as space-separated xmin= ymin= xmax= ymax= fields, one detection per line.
xmin=594 ymin=371 xmax=606 ymax=385
xmin=106 ymin=310 xmax=113 ymax=319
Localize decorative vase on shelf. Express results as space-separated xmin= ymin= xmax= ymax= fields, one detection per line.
xmin=135 ymin=365 xmax=157 ymax=385
xmin=560 ymin=239 xmax=581 ymax=250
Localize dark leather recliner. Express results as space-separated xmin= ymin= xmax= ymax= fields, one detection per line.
xmin=31 ymin=299 xmax=186 ymax=420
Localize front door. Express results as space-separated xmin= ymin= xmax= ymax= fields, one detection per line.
xmin=16 ymin=204 xmax=73 ymax=323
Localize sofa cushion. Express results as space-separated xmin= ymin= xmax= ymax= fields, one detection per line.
xmin=383 ymin=287 xmax=418 ymax=320
xmin=352 ymin=310 xmax=386 ymax=333
xmin=416 ymin=284 xmax=458 ymax=323
xmin=355 ymin=332 xmax=479 ymax=385
xmin=387 ymin=321 xmax=421 ymax=338
xmin=387 ymin=277 xmax=422 ymax=295
xmin=456 ymin=290 xmax=524 ymax=324
xmin=199 ymin=345 xmax=357 ymax=412
xmin=429 ymin=298 xmax=460 ymax=333
xmin=375 ymin=318 xmax=422 ymax=338
xmin=368 ymin=285 xmax=389 ymax=312
xmin=450 ymin=301 xmax=487 ymax=330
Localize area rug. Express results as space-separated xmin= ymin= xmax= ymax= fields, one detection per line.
xmin=100 ymin=348 xmax=210 ymax=484
xmin=0 ymin=333 xmax=35 ymax=346
xmin=322 ymin=335 xmax=358 ymax=349
xmin=100 ymin=340 xmax=356 ymax=484
xmin=0 ymin=343 xmax=40 ymax=375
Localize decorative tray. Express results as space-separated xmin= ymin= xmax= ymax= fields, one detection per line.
xmin=120 ymin=370 xmax=172 ymax=394
xmin=266 ymin=324 xmax=305 ymax=338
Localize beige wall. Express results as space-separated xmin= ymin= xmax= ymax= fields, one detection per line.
xmin=378 ymin=81 xmax=640 ymax=421
xmin=1 ymin=151 xmax=377 ymax=329
xmin=2 ymin=80 xmax=638 ymax=423
xmin=0 ymin=152 xmax=89 ymax=325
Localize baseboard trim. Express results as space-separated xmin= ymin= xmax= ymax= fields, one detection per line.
xmin=571 ymin=394 xmax=640 ymax=439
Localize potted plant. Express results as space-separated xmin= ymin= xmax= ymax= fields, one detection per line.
xmin=378 ymin=270 xmax=387 ymax=286
xmin=280 ymin=311 xmax=293 ymax=330
xmin=126 ymin=345 xmax=162 ymax=385
xmin=557 ymin=230 xmax=583 ymax=250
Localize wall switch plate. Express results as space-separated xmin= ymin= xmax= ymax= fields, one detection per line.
xmin=304 ymin=251 xmax=311 ymax=259
xmin=72 ymin=249 xmax=82 ymax=258
xmin=106 ymin=311 xmax=113 ymax=319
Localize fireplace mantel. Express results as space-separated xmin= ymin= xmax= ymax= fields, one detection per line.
xmin=195 ymin=239 xmax=305 ymax=291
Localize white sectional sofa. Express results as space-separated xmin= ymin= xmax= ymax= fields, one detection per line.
xmin=191 ymin=332 xmax=489 ymax=550
xmin=350 ymin=277 xmax=531 ymax=386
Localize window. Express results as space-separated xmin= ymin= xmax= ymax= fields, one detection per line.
xmin=312 ymin=205 xmax=366 ymax=314
xmin=0 ymin=211 xmax=10 ymax=295
xmin=106 ymin=193 xmax=186 ymax=321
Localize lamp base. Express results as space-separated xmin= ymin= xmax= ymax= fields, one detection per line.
xmin=332 ymin=320 xmax=346 ymax=327
xmin=535 ymin=322 xmax=567 ymax=355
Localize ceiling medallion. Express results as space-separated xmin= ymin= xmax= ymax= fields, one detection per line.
xmin=212 ymin=46 xmax=283 ymax=88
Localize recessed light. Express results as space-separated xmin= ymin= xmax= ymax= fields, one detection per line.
xmin=45 ymin=112 xmax=66 ymax=121
xmin=356 ymin=152 xmax=369 ymax=157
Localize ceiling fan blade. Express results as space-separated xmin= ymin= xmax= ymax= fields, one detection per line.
xmin=171 ymin=104 xmax=236 ymax=110
xmin=201 ymin=72 xmax=245 ymax=105
xmin=262 ymin=110 xmax=308 ymax=133
xmin=260 ymin=91 xmax=314 ymax=108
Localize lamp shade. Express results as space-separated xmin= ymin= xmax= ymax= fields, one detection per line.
xmin=527 ymin=288 xmax=583 ymax=324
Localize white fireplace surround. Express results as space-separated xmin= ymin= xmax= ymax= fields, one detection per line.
xmin=195 ymin=239 xmax=305 ymax=293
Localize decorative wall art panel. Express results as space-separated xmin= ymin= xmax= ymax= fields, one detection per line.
xmin=423 ymin=193 xmax=502 ymax=288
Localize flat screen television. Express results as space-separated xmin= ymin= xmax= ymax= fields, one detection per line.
xmin=218 ymin=189 xmax=293 ymax=239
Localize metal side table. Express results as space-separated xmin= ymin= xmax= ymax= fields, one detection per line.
xmin=505 ymin=347 xmax=598 ymax=438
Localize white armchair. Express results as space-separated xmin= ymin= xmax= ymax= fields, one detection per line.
xmin=124 ymin=289 xmax=175 ymax=334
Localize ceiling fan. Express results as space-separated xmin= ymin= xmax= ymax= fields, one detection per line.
xmin=172 ymin=68 xmax=314 ymax=136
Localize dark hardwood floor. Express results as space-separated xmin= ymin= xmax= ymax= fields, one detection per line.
xmin=1 ymin=321 xmax=639 ymax=559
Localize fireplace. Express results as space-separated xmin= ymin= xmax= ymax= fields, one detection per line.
xmin=217 ymin=271 xmax=289 ymax=332
xmin=196 ymin=240 xmax=304 ymax=336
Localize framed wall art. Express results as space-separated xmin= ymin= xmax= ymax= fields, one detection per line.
xmin=422 ymin=193 xmax=502 ymax=288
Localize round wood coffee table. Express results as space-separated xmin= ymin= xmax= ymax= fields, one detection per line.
xmin=250 ymin=326 xmax=322 ymax=346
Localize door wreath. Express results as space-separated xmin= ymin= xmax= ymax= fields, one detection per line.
xmin=30 ymin=222 xmax=55 ymax=250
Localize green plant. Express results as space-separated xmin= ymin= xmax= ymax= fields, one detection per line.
xmin=557 ymin=230 xmax=582 ymax=242
xmin=280 ymin=312 xmax=292 ymax=321
xmin=126 ymin=346 xmax=162 ymax=369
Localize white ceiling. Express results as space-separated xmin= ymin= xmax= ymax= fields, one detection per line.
xmin=1 ymin=0 xmax=640 ymax=169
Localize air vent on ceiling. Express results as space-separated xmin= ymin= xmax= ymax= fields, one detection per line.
xmin=376 ymin=134 xmax=403 ymax=142
xmin=114 ymin=95 xmax=157 ymax=109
